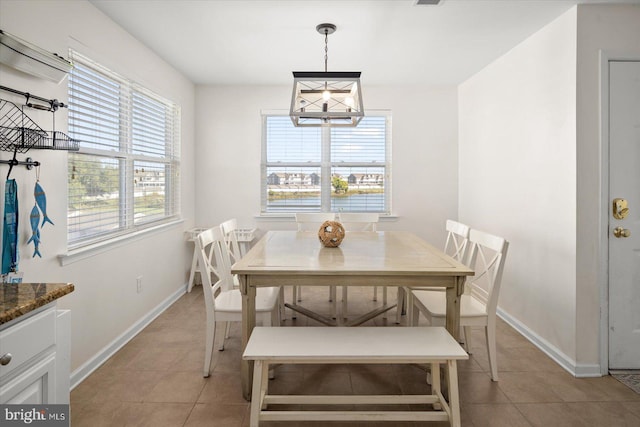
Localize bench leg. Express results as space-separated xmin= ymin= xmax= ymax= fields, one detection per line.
xmin=446 ymin=360 xmax=461 ymax=427
xmin=250 ymin=360 xmax=268 ymax=427
xmin=430 ymin=362 xmax=441 ymax=409
xmin=260 ymin=362 xmax=270 ymax=410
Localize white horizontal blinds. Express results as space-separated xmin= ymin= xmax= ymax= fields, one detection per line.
xmin=264 ymin=116 xmax=322 ymax=212
xmin=266 ymin=116 xmax=320 ymax=162
xmin=331 ymin=116 xmax=386 ymax=163
xmin=67 ymin=50 xmax=181 ymax=248
xmin=68 ymin=61 xmax=122 ymax=151
xmin=330 ymin=116 xmax=387 ymax=213
xmin=262 ymin=114 xmax=390 ymax=213
xmin=68 ymin=154 xmax=124 ymax=243
xmin=132 ymin=90 xmax=168 ymax=158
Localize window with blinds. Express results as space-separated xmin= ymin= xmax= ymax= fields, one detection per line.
xmin=67 ymin=51 xmax=180 ymax=248
xmin=261 ymin=114 xmax=391 ymax=214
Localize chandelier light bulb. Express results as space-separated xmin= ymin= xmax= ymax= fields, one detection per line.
xmin=322 ymin=90 xmax=331 ymax=101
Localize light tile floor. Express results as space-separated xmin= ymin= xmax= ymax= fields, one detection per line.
xmin=71 ymin=286 xmax=640 ymax=426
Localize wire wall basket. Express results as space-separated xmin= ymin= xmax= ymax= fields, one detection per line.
xmin=0 ymin=99 xmax=47 ymax=153
xmin=0 ymin=98 xmax=79 ymax=153
xmin=38 ymin=131 xmax=80 ymax=151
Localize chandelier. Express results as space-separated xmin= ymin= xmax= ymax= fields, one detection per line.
xmin=289 ymin=23 xmax=364 ymax=127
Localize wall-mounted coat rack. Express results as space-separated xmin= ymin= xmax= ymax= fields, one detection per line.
xmin=0 ymin=156 xmax=40 ymax=169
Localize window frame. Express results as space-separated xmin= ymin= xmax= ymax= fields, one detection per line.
xmin=260 ymin=111 xmax=391 ymax=214
xmin=66 ymin=51 xmax=181 ymax=250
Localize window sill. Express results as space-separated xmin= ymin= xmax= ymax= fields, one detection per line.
xmin=255 ymin=214 xmax=398 ymax=222
xmin=58 ymin=219 xmax=184 ymax=266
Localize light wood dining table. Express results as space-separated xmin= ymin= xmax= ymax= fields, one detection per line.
xmin=232 ymin=230 xmax=474 ymax=400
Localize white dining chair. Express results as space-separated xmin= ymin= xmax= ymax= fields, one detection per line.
xmin=443 ymin=219 xmax=471 ymax=263
xmin=410 ymin=228 xmax=508 ymax=381
xmin=220 ymin=218 xmax=243 ymax=265
xmin=337 ymin=212 xmax=381 ymax=318
xmin=401 ymin=219 xmax=471 ymax=324
xmin=222 ymin=218 xmax=287 ymax=321
xmin=293 ymin=212 xmax=337 ymax=317
xmin=195 ymin=225 xmax=281 ymax=377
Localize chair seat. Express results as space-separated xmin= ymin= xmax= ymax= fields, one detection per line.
xmin=412 ymin=290 xmax=487 ymax=320
xmin=215 ymin=287 xmax=280 ymax=313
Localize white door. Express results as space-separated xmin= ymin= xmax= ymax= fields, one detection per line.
xmin=609 ymin=60 xmax=640 ymax=370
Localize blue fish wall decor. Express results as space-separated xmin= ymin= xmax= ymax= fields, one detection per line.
xmin=34 ymin=181 xmax=54 ymax=227
xmin=27 ymin=204 xmax=42 ymax=258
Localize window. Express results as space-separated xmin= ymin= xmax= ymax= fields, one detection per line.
xmin=261 ymin=114 xmax=391 ymax=214
xmin=67 ymin=51 xmax=180 ymax=248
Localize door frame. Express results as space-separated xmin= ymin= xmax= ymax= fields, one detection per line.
xmin=598 ymin=51 xmax=640 ymax=375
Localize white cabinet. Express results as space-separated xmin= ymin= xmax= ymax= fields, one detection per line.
xmin=0 ymin=304 xmax=70 ymax=404
xmin=0 ymin=354 xmax=56 ymax=404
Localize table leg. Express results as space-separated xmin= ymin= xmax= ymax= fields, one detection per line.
xmin=445 ymin=276 xmax=465 ymax=341
xmin=241 ymin=275 xmax=257 ymax=401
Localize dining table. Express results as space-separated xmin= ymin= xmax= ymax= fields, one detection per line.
xmin=232 ymin=230 xmax=474 ymax=400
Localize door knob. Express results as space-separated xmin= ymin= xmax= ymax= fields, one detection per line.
xmin=613 ymin=227 xmax=631 ymax=238
xmin=0 ymin=353 xmax=11 ymax=366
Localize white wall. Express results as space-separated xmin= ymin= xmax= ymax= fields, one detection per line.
xmin=195 ymin=84 xmax=460 ymax=244
xmin=0 ymin=0 xmax=196 ymax=380
xmin=574 ymin=4 xmax=640 ymax=370
xmin=459 ymin=8 xmax=578 ymax=367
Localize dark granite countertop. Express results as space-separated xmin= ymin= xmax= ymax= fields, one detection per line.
xmin=0 ymin=283 xmax=74 ymax=325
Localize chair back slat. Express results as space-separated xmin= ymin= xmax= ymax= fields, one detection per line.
xmin=465 ymin=229 xmax=508 ymax=316
xmin=195 ymin=227 xmax=228 ymax=314
xmin=338 ymin=213 xmax=379 ymax=232
xmin=208 ymin=225 xmax=236 ymax=293
xmin=295 ymin=213 xmax=336 ymax=231
xmin=220 ymin=218 xmax=242 ymax=264
xmin=444 ymin=220 xmax=470 ymax=263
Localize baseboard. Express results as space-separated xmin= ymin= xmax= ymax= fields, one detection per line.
xmin=497 ymin=308 xmax=602 ymax=378
xmin=69 ymin=284 xmax=187 ymax=390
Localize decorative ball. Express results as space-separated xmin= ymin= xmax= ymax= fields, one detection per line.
xmin=317 ymin=220 xmax=345 ymax=247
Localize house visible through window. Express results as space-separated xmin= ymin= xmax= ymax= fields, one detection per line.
xmin=261 ymin=114 xmax=391 ymax=214
xmin=67 ymin=51 xmax=180 ymax=248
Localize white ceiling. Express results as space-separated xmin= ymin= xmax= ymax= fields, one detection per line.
xmin=89 ymin=0 xmax=639 ymax=86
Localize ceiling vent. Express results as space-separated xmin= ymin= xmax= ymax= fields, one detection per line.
xmin=0 ymin=29 xmax=72 ymax=84
xmin=415 ymin=0 xmax=441 ymax=5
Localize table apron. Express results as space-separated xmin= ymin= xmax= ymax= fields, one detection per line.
xmin=238 ymin=274 xmax=459 ymax=290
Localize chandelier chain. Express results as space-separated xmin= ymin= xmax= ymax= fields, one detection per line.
xmin=324 ymin=29 xmax=329 ymax=72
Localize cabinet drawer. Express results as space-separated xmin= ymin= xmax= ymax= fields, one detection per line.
xmin=0 ymin=308 xmax=56 ymax=379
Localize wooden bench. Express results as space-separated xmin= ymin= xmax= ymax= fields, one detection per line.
xmin=242 ymin=326 xmax=468 ymax=427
